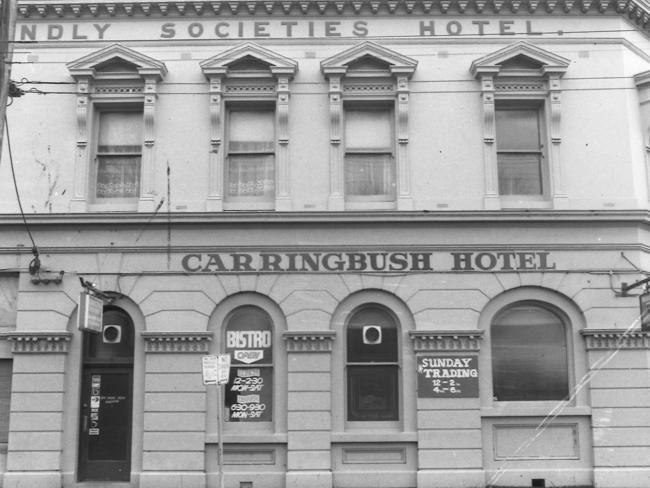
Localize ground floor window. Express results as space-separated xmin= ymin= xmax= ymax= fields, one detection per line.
xmin=224 ymin=306 xmax=274 ymax=422
xmin=491 ymin=303 xmax=569 ymax=401
xmin=346 ymin=306 xmax=399 ymax=421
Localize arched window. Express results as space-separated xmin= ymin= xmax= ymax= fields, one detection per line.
xmin=224 ymin=306 xmax=273 ymax=422
xmin=491 ymin=303 xmax=569 ymax=401
xmin=346 ymin=306 xmax=399 ymax=421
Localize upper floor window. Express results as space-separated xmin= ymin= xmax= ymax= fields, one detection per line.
xmin=344 ymin=106 xmax=395 ymax=202
xmin=200 ymin=44 xmax=297 ymax=211
xmin=495 ymin=104 xmax=544 ymax=196
xmin=95 ymin=109 xmax=143 ymax=201
xmin=470 ymin=42 xmax=569 ymax=210
xmin=491 ymin=303 xmax=569 ymax=402
xmin=226 ymin=106 xmax=276 ymax=204
xmin=346 ymin=306 xmax=399 ymax=422
xmin=322 ymin=42 xmax=417 ymax=211
xmin=67 ymin=44 xmax=166 ymax=212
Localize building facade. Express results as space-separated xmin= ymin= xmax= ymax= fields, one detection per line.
xmin=1 ymin=0 xmax=650 ymax=487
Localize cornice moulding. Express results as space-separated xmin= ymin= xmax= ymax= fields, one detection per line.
xmin=580 ymin=328 xmax=650 ymax=349
xmin=1 ymin=209 xmax=650 ymax=227
xmin=283 ymin=331 xmax=336 ymax=352
xmin=410 ymin=330 xmax=484 ymax=351
xmin=142 ymin=331 xmax=213 ymax=352
xmin=13 ymin=0 xmax=650 ymax=33
xmin=0 ymin=331 xmax=73 ymax=353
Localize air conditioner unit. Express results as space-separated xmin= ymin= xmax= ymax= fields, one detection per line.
xmin=102 ymin=324 xmax=122 ymax=344
xmin=362 ymin=325 xmax=382 ymax=345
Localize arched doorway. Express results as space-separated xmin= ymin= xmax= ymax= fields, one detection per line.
xmin=78 ymin=307 xmax=134 ymax=481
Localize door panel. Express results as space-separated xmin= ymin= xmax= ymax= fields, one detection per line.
xmin=79 ymin=367 xmax=133 ymax=481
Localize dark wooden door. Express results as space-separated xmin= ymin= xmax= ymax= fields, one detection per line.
xmin=78 ymin=366 xmax=133 ymax=481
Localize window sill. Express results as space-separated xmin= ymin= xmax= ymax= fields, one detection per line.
xmin=223 ymin=202 xmax=274 ymax=211
xmin=87 ymin=202 xmax=138 ymax=212
xmin=345 ymin=201 xmax=397 ymax=211
xmin=332 ymin=431 xmax=417 ymax=443
xmin=499 ymin=197 xmax=552 ymax=209
xmin=481 ymin=405 xmax=591 ymax=417
xmin=208 ymin=433 xmax=288 ymax=444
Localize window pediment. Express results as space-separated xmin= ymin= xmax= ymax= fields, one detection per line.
xmin=200 ymin=43 xmax=297 ymax=79
xmin=321 ymin=41 xmax=418 ymax=77
xmin=67 ymin=43 xmax=167 ymax=81
xmin=321 ymin=41 xmax=417 ymax=78
xmin=470 ymin=41 xmax=569 ymax=79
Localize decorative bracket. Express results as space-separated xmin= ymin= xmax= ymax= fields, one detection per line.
xmin=409 ymin=330 xmax=484 ymax=352
xmin=581 ymin=329 xmax=650 ymax=349
xmin=283 ymin=331 xmax=336 ymax=352
xmin=0 ymin=332 xmax=73 ymax=353
xmin=142 ymin=332 xmax=213 ymax=353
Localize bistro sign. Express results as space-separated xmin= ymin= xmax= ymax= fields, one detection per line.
xmin=181 ymin=250 xmax=556 ymax=273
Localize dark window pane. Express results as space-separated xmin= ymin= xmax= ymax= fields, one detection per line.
xmin=224 ymin=307 xmax=273 ymax=422
xmin=88 ymin=372 xmax=131 ymax=460
xmin=227 ymin=154 xmax=275 ymax=199
xmin=497 ymin=153 xmax=542 ymax=195
xmin=0 ymin=360 xmax=12 ymax=443
xmin=96 ymin=156 xmax=141 ymax=199
xmin=345 ymin=154 xmax=395 ymax=198
xmin=492 ymin=305 xmax=569 ymax=401
xmin=495 ymin=109 xmax=540 ymax=151
xmin=347 ymin=327 xmax=397 ymax=363
xmin=225 ymin=366 xmax=272 ymax=422
xmin=85 ymin=309 xmax=134 ymax=362
xmin=347 ymin=307 xmax=397 ymax=363
xmin=347 ymin=365 xmax=398 ymax=421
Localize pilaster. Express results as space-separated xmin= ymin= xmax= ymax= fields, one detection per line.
xmin=410 ymin=331 xmax=484 ymax=488
xmin=70 ymin=78 xmax=90 ymax=212
xmin=283 ymin=332 xmax=335 ymax=488
xmin=327 ymin=75 xmax=345 ymax=211
xmin=275 ymin=75 xmax=292 ymax=211
xmin=138 ymin=76 xmax=159 ymax=212
xmin=479 ymin=74 xmax=500 ymax=210
xmin=549 ymin=74 xmax=568 ymax=209
xmin=140 ymin=332 xmax=212 ymax=488
xmin=396 ymin=75 xmax=413 ymax=210
xmin=581 ymin=329 xmax=650 ymax=488
xmin=0 ymin=332 xmax=72 ymax=488
xmin=206 ymin=76 xmax=224 ymax=211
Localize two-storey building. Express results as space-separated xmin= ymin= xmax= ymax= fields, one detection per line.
xmin=1 ymin=0 xmax=650 ymax=487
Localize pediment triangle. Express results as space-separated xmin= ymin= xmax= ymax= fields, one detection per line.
xmin=227 ymin=55 xmax=272 ymax=71
xmin=498 ymin=54 xmax=544 ymax=70
xmin=67 ymin=43 xmax=167 ymax=79
xmin=470 ymin=41 xmax=570 ymax=77
xmin=347 ymin=55 xmax=392 ymax=72
xmin=321 ymin=41 xmax=417 ymax=76
xmin=94 ymin=57 xmax=140 ymax=73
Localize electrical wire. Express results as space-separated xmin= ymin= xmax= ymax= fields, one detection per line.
xmin=5 ymin=85 xmax=640 ymax=96
xmin=11 ymin=74 xmax=647 ymax=85
xmin=4 ymin=115 xmax=41 ymax=260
